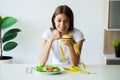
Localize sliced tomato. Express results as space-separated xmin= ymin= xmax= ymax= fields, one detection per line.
xmin=47 ymin=68 xmax=54 ymax=72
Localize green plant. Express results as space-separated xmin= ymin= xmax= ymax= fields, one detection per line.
xmin=112 ymin=39 xmax=120 ymax=57
xmin=0 ymin=16 xmax=21 ymax=59
xmin=112 ymin=39 xmax=120 ymax=50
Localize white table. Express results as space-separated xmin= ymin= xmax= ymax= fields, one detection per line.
xmin=0 ymin=64 xmax=120 ymax=80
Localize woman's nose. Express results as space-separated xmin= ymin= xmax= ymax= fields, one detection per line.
xmin=61 ymin=21 xmax=65 ymax=26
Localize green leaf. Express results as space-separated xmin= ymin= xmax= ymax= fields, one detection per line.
xmin=2 ymin=28 xmax=21 ymax=43
xmin=0 ymin=16 xmax=3 ymax=26
xmin=2 ymin=33 xmax=17 ymax=43
xmin=0 ymin=17 xmax=17 ymax=30
xmin=112 ymin=40 xmax=120 ymax=47
xmin=3 ymin=41 xmax=18 ymax=51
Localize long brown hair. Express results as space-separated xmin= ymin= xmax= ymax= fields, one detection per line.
xmin=50 ymin=5 xmax=74 ymax=32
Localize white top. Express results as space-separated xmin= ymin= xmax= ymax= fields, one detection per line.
xmin=42 ymin=28 xmax=85 ymax=65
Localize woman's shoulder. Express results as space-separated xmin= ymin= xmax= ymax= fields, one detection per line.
xmin=42 ymin=29 xmax=56 ymax=39
xmin=69 ymin=28 xmax=85 ymax=42
xmin=43 ymin=29 xmax=56 ymax=34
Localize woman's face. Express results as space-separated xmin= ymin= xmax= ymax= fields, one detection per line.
xmin=54 ymin=14 xmax=70 ymax=34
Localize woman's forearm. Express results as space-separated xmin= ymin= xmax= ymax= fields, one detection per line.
xmin=40 ymin=38 xmax=53 ymax=65
xmin=39 ymin=31 xmax=61 ymax=65
xmin=67 ymin=46 xmax=80 ymax=66
xmin=68 ymin=40 xmax=84 ymax=66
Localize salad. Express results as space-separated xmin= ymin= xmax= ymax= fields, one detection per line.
xmin=36 ymin=65 xmax=61 ymax=72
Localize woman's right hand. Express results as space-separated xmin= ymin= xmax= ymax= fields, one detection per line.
xmin=51 ymin=31 xmax=62 ymax=41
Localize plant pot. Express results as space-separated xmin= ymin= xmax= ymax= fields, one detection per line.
xmin=0 ymin=56 xmax=13 ymax=64
xmin=115 ymin=48 xmax=120 ymax=58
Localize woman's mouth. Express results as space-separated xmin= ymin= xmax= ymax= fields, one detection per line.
xmin=59 ymin=26 xmax=65 ymax=30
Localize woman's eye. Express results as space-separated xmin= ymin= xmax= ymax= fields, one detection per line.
xmin=65 ymin=20 xmax=69 ymax=22
xmin=57 ymin=20 xmax=61 ymax=22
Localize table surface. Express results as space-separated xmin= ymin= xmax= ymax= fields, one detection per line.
xmin=0 ymin=64 xmax=120 ymax=80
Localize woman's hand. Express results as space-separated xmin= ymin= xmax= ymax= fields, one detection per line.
xmin=51 ymin=31 xmax=62 ymax=41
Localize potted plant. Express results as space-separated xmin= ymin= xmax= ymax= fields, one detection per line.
xmin=112 ymin=39 xmax=120 ymax=58
xmin=0 ymin=16 xmax=21 ymax=63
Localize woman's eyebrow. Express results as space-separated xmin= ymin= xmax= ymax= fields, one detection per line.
xmin=57 ymin=18 xmax=69 ymax=20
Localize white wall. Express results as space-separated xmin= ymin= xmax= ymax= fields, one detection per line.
xmin=0 ymin=0 xmax=107 ymax=65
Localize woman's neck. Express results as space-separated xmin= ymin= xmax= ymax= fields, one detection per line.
xmin=61 ymin=31 xmax=69 ymax=35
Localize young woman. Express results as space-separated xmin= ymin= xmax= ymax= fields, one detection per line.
xmin=39 ymin=5 xmax=85 ymax=66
